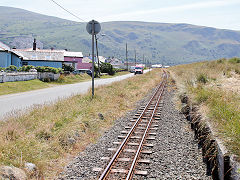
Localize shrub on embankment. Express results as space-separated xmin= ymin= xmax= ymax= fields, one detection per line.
xmin=169 ymin=58 xmax=240 ymax=158
xmin=0 ymin=69 xmax=163 ymax=179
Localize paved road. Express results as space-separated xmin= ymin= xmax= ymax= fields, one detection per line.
xmin=0 ymin=70 xmax=150 ymax=120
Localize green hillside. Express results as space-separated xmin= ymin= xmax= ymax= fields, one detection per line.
xmin=1 ymin=6 xmax=240 ymax=65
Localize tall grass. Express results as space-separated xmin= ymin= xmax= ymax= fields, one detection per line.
xmin=0 ymin=69 xmax=162 ymax=178
xmin=169 ymin=58 xmax=240 ymax=158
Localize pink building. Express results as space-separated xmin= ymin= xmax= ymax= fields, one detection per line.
xmin=64 ymin=51 xmax=92 ymax=70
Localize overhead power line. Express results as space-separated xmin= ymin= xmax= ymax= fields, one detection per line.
xmin=49 ymin=0 xmax=87 ymax=22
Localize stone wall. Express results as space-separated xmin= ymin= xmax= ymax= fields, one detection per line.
xmin=37 ymin=72 xmax=60 ymax=81
xmin=0 ymin=72 xmax=61 ymax=83
xmin=0 ymin=72 xmax=38 ymax=83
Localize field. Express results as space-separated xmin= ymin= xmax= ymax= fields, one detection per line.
xmin=169 ymin=58 xmax=240 ymax=158
xmin=0 ymin=69 xmax=162 ymax=178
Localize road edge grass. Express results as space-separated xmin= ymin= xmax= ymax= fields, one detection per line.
xmin=0 ymin=69 xmax=162 ymax=179
xmin=0 ymin=72 xmax=131 ymax=96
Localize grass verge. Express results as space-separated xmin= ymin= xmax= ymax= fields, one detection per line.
xmin=100 ymin=71 xmax=130 ymax=78
xmin=169 ymin=58 xmax=240 ymax=159
xmin=0 ymin=72 xmax=130 ymax=96
xmin=0 ymin=69 xmax=163 ymax=179
xmin=0 ymin=79 xmax=50 ymax=96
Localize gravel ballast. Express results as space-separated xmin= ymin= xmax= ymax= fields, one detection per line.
xmin=59 ymin=85 xmax=212 ymax=179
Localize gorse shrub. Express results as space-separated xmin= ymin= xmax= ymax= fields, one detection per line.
xmin=229 ymin=57 xmax=240 ymax=64
xmin=217 ymin=58 xmax=226 ymax=63
xmin=197 ymin=73 xmax=208 ymax=84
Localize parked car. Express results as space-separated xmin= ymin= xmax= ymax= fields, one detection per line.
xmin=130 ymin=66 xmax=135 ymax=73
xmin=134 ymin=66 xmax=143 ymax=75
xmin=73 ymin=69 xmax=92 ymax=76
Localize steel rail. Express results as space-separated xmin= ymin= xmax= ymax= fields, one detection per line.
xmin=126 ymin=76 xmax=167 ymax=179
xmin=99 ymin=72 xmax=167 ymax=180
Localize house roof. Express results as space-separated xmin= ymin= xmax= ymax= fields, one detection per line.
xmin=0 ymin=41 xmax=11 ymax=51
xmin=98 ymin=56 xmax=106 ymax=63
xmin=107 ymin=58 xmax=123 ymax=65
xmin=82 ymin=57 xmax=92 ymax=63
xmin=64 ymin=51 xmax=83 ymax=58
xmin=13 ymin=49 xmax=64 ymax=61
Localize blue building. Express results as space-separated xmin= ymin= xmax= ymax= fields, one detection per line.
xmin=13 ymin=49 xmax=64 ymax=68
xmin=0 ymin=41 xmax=23 ymax=68
xmin=1 ymin=40 xmax=84 ymax=69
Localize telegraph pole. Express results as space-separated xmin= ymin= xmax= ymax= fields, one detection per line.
xmin=126 ymin=43 xmax=128 ymax=70
xmin=91 ymin=21 xmax=95 ymax=97
xmin=143 ymin=54 xmax=145 ymax=67
xmin=134 ymin=49 xmax=136 ymax=66
xmin=95 ymin=34 xmax=100 ymax=77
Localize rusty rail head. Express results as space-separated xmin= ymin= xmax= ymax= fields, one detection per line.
xmin=98 ymin=72 xmax=167 ymax=180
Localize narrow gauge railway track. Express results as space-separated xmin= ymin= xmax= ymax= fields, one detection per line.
xmin=95 ymin=71 xmax=168 ymax=180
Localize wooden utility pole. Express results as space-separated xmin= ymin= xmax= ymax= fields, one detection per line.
xmin=143 ymin=54 xmax=145 ymax=66
xmin=134 ymin=49 xmax=136 ymax=66
xmin=95 ymin=34 xmax=100 ymax=77
xmin=126 ymin=43 xmax=128 ymax=70
xmin=91 ymin=20 xmax=95 ymax=98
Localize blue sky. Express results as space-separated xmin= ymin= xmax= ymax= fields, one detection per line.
xmin=1 ymin=0 xmax=240 ymax=30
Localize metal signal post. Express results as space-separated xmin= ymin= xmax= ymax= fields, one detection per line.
xmin=86 ymin=20 xmax=101 ymax=98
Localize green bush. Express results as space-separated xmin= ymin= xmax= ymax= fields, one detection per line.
xmin=63 ymin=64 xmax=74 ymax=72
xmin=35 ymin=66 xmax=45 ymax=72
xmin=18 ymin=65 xmax=35 ymax=72
xmin=217 ymin=58 xmax=226 ymax=63
xmin=6 ymin=65 xmax=17 ymax=72
xmin=35 ymin=66 xmax=63 ymax=74
xmin=0 ymin=67 xmax=5 ymax=71
xmin=229 ymin=57 xmax=240 ymax=63
xmin=100 ymin=62 xmax=116 ymax=75
xmin=197 ymin=73 xmax=208 ymax=84
xmin=3 ymin=65 xmax=63 ymax=74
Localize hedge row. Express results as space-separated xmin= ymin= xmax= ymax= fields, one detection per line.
xmin=0 ymin=65 xmax=63 ymax=74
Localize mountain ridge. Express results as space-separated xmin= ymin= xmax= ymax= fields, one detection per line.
xmin=1 ymin=6 xmax=240 ymax=65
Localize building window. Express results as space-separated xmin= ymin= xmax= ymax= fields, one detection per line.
xmin=22 ymin=61 xmax=28 ymax=66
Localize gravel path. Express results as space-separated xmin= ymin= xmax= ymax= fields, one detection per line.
xmin=58 ymin=85 xmax=212 ymax=180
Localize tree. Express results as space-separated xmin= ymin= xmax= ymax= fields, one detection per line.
xmin=100 ymin=62 xmax=115 ymax=75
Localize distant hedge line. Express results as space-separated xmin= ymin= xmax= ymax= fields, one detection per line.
xmin=0 ymin=65 xmax=63 ymax=74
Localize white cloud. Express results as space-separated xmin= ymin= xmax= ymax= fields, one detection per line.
xmin=1 ymin=0 xmax=240 ymax=30
xmin=102 ymin=0 xmax=240 ymax=21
